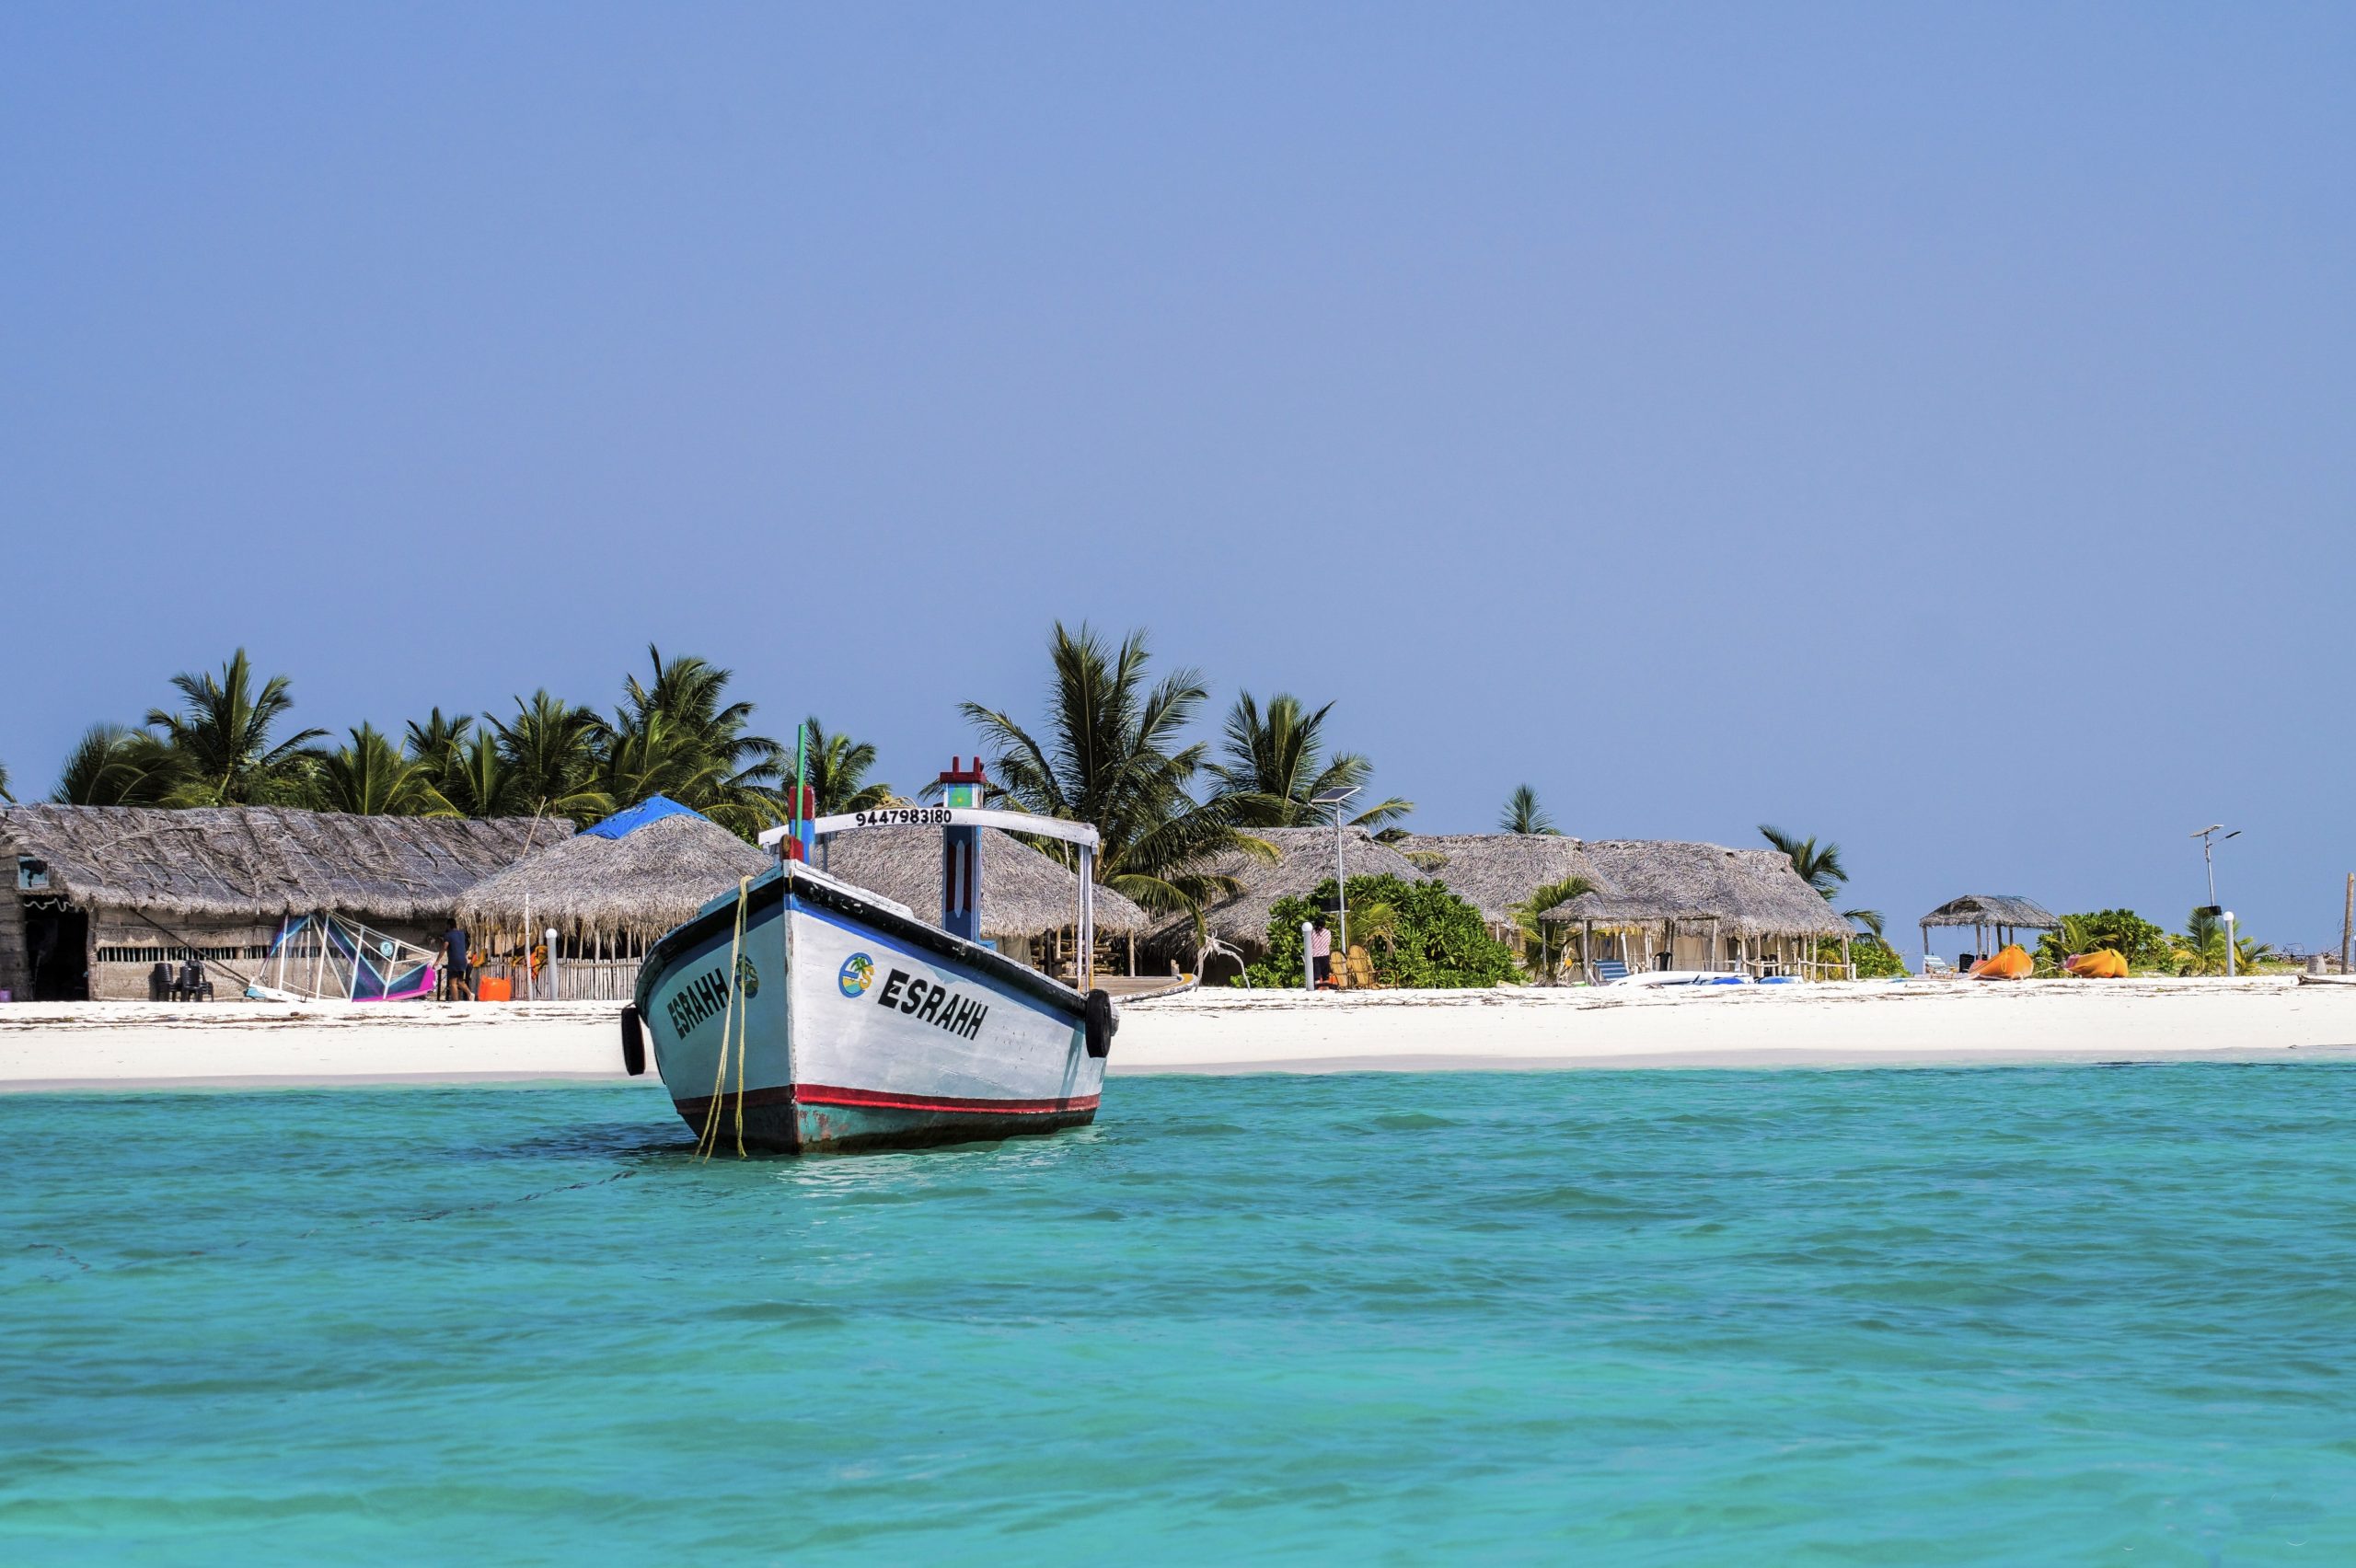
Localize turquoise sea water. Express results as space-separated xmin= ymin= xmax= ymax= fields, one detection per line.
xmin=5 ymin=1067 xmax=2353 ymax=1564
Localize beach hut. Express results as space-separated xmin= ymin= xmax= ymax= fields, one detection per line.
xmin=1542 ymin=841 xmax=1856 ymax=980
xmin=0 ymin=803 xmax=561 ymax=1002
xmin=1919 ymin=894 xmax=2061 ymax=970
xmin=814 ymin=824 xmax=1151 ymax=979
xmin=1144 ymin=825 xmax=1434 ymax=981
xmin=1390 ymin=833 xmax=1614 ymax=947
xmin=455 ymin=808 xmax=770 ymax=999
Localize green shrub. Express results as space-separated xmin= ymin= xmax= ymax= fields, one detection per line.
xmin=1240 ymin=874 xmax=1520 ymax=989
xmin=2033 ymin=909 xmax=2173 ymax=973
xmin=1848 ymin=935 xmax=1909 ymax=978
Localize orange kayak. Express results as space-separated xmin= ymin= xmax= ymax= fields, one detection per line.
xmin=1969 ymin=944 xmax=2034 ymax=980
xmin=2063 ymin=950 xmax=2129 ymax=979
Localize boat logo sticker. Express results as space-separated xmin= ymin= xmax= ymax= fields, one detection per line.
xmin=733 ymin=954 xmax=760 ymax=997
xmin=838 ymin=952 xmax=875 ymax=997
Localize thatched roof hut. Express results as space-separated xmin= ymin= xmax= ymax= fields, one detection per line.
xmin=1390 ymin=833 xmax=1610 ymax=930
xmin=456 ymin=811 xmax=769 ymax=943
xmin=0 ymin=803 xmax=563 ymax=1001
xmin=1 ymin=804 xmax=560 ymax=922
xmin=1921 ymin=894 xmax=2059 ymax=930
xmin=1520 ymin=840 xmax=1854 ymax=979
xmin=1149 ymin=826 xmax=1434 ymax=957
xmin=1920 ymin=894 xmax=2060 ymax=962
xmin=815 ymin=825 xmax=1149 ymax=941
xmin=1542 ymin=841 xmax=1852 ymax=940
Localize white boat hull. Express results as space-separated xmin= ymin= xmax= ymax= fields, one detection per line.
xmin=634 ymin=864 xmax=1106 ymax=1154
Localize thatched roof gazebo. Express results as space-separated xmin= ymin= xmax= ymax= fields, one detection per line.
xmin=1920 ymin=894 xmax=2061 ymax=965
xmin=1541 ymin=840 xmax=1854 ymax=980
xmin=0 ymin=803 xmax=562 ymax=1001
xmin=453 ymin=811 xmax=768 ymax=1001
xmin=456 ymin=810 xmax=768 ymax=946
xmin=1147 ymin=825 xmax=1434 ymax=963
xmin=815 ymin=824 xmax=1149 ymax=953
xmin=1390 ymin=833 xmax=1609 ymax=936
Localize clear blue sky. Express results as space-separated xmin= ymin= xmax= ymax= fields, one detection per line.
xmin=6 ymin=5 xmax=2350 ymax=954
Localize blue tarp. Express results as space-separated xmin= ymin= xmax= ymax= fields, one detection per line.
xmin=583 ymin=795 xmax=708 ymax=840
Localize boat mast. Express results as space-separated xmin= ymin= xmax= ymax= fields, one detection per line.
xmin=937 ymin=757 xmax=987 ymax=944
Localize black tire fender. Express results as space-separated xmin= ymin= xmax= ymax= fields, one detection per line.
xmin=620 ymin=1004 xmax=647 ymax=1077
xmin=1084 ymin=988 xmax=1117 ymax=1059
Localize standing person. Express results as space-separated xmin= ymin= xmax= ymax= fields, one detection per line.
xmin=1309 ymin=916 xmax=1334 ymax=989
xmin=440 ymin=922 xmax=474 ymax=1001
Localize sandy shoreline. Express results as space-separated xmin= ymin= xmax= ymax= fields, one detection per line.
xmin=1 ymin=978 xmax=2351 ymax=1090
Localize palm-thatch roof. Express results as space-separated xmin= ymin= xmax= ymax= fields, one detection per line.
xmin=1921 ymin=894 xmax=2060 ymax=929
xmin=814 ymin=826 xmax=1149 ymax=940
xmin=1542 ymin=841 xmax=1853 ymax=940
xmin=456 ymin=811 xmax=769 ymax=939
xmin=1390 ymin=833 xmax=1610 ymax=926
xmin=0 ymin=803 xmax=564 ymax=922
xmin=1149 ymin=826 xmax=1434 ymax=953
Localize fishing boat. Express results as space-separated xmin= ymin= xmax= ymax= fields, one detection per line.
xmin=621 ymin=761 xmax=1116 ymax=1156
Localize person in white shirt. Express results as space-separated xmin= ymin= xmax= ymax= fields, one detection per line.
xmin=1309 ymin=916 xmax=1334 ymax=987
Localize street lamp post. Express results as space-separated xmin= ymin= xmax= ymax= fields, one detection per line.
xmin=2191 ymin=824 xmax=2242 ymax=977
xmin=1310 ymin=787 xmax=1360 ymax=968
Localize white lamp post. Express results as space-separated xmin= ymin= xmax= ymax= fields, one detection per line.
xmin=2191 ymin=824 xmax=2242 ymax=977
xmin=1310 ymin=787 xmax=1360 ymax=968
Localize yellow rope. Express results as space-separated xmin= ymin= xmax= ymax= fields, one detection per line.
xmin=696 ymin=877 xmax=754 ymax=1160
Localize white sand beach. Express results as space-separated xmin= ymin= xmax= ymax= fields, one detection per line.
xmin=1112 ymin=977 xmax=2356 ymax=1072
xmin=2 ymin=978 xmax=2351 ymax=1090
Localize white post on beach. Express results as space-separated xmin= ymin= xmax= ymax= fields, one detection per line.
xmin=2192 ymin=824 xmax=2241 ymax=977
xmin=1301 ymin=921 xmax=1315 ymax=991
xmin=545 ymin=928 xmax=559 ymax=1001
xmin=1078 ymin=846 xmax=1095 ymax=993
xmin=1310 ymin=786 xmax=1359 ymax=965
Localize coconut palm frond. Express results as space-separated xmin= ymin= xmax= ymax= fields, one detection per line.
xmin=956 ymin=621 xmax=1263 ymax=928
xmin=1759 ymin=824 xmax=1851 ymax=899
xmin=1499 ymin=784 xmax=1558 ymax=836
xmin=311 ymin=723 xmax=440 ymax=816
xmin=52 ymin=724 xmax=182 ymax=806
xmin=1509 ymin=873 xmax=1597 ymax=982
xmin=143 ymin=650 xmax=327 ymax=806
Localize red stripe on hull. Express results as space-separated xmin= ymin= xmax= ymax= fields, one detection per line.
xmin=671 ymin=1083 xmax=1099 ymax=1119
xmin=793 ymin=1083 xmax=1100 ymax=1116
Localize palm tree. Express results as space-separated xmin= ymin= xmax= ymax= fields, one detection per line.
xmin=495 ymin=690 xmax=614 ymax=826
xmin=1510 ymin=873 xmax=1597 ymax=984
xmin=436 ymin=729 xmax=516 ymax=819
xmin=1758 ymin=823 xmax=1885 ymax=939
xmin=401 ymin=709 xmax=476 ymax=816
xmin=602 ymin=647 xmax=785 ymax=839
xmin=2171 ymin=909 xmax=2275 ymax=976
xmin=957 ymin=621 xmax=1268 ymax=914
xmin=144 ymin=649 xmax=327 ymax=805
xmin=1499 ymin=785 xmax=1559 ymax=836
xmin=799 ymin=717 xmax=894 ymax=815
xmin=313 ymin=723 xmax=436 ymax=815
xmin=0 ymin=758 xmax=10 ymax=803
xmin=1207 ymin=690 xmax=1412 ymax=830
xmin=403 ymin=708 xmax=472 ymax=767
xmin=51 ymin=724 xmax=181 ymax=806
